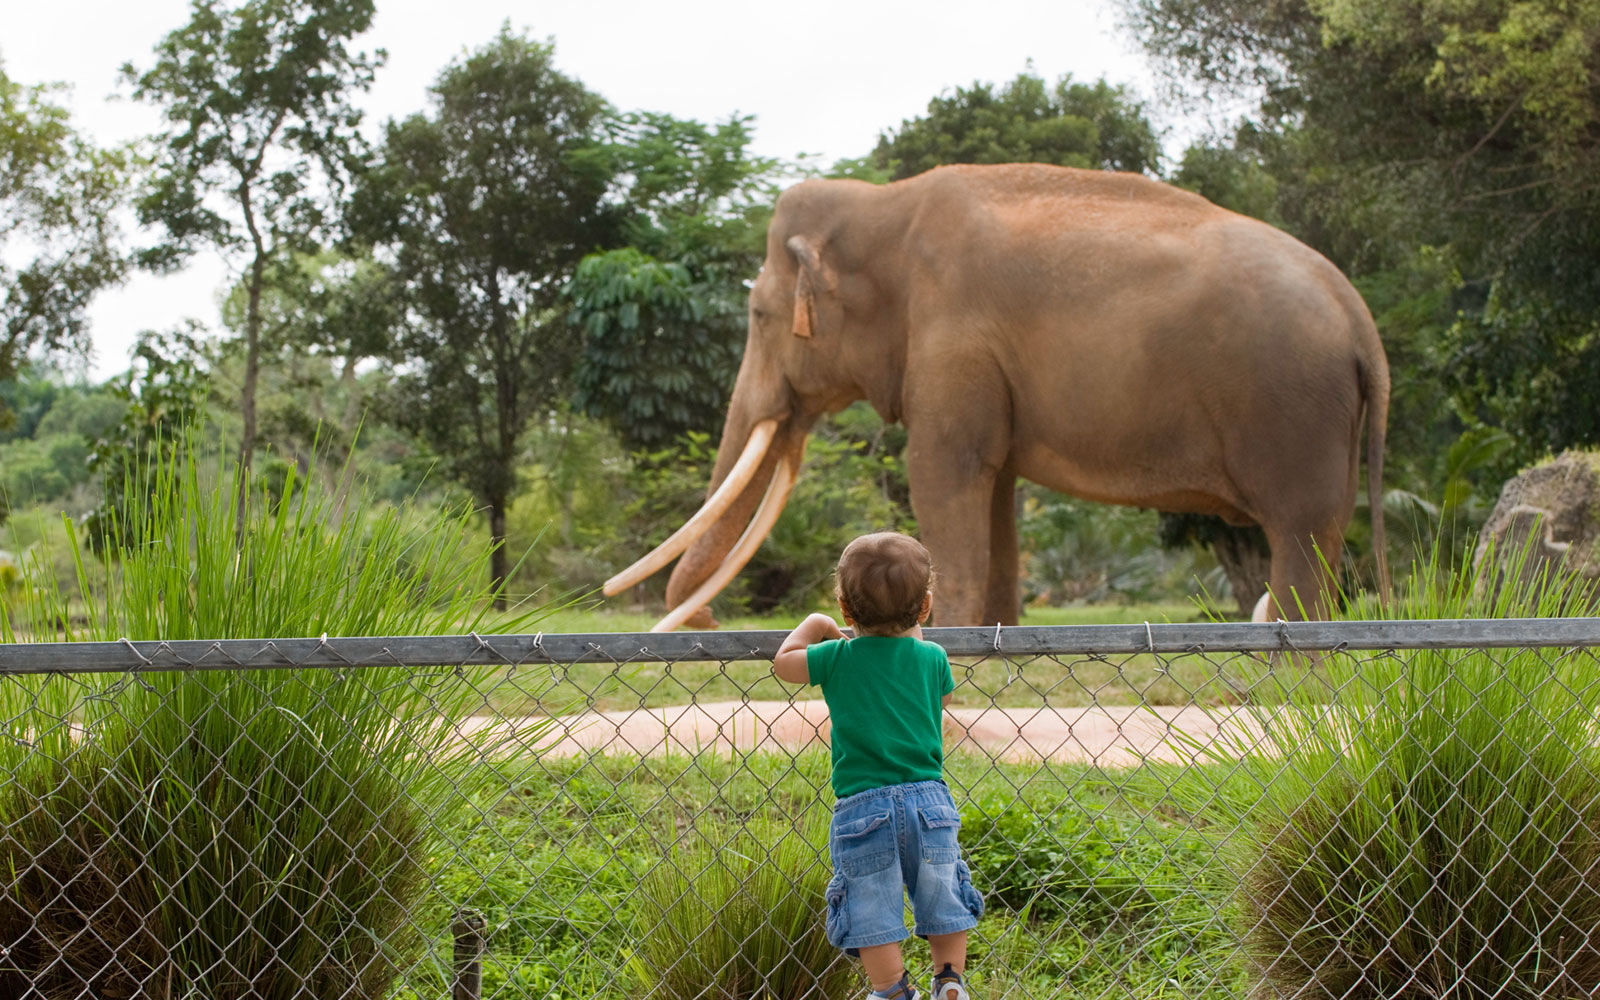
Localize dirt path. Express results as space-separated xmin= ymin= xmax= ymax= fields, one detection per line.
xmin=464 ymin=700 xmax=1266 ymax=766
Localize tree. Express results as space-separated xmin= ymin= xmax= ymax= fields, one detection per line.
xmin=568 ymin=113 xmax=780 ymax=451
xmin=870 ymin=70 xmax=1163 ymax=180
xmin=350 ymin=28 xmax=617 ymax=605
xmin=219 ymin=248 xmax=400 ymax=457
xmin=122 ymin=0 xmax=383 ymax=503
xmin=0 ymin=61 xmax=128 ymax=423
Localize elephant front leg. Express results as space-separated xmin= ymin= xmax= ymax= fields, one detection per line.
xmin=906 ymin=439 xmax=1009 ymax=627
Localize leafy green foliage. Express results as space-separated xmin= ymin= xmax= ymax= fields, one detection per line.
xmin=567 ymin=249 xmax=742 ymax=451
xmin=568 ymin=112 xmax=778 ymax=450
xmin=351 ymin=28 xmax=617 ymax=602
xmin=0 ymin=62 xmax=128 ymax=410
xmin=871 ymin=70 xmax=1163 ymax=180
xmin=1028 ymin=493 xmax=1221 ymax=606
xmin=1170 ymin=135 xmax=1281 ymax=225
xmin=960 ymin=789 xmax=1217 ymax=929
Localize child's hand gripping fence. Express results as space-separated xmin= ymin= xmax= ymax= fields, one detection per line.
xmin=3 ymin=618 xmax=1600 ymax=999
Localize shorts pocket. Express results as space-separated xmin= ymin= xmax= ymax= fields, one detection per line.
xmin=956 ymin=858 xmax=985 ymax=920
xmin=824 ymin=872 xmax=849 ymax=946
xmin=832 ymin=809 xmax=895 ymax=876
xmin=918 ymin=804 xmax=962 ymax=864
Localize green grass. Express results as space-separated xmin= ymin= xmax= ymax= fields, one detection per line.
xmin=0 ymin=439 xmax=550 ymax=998
xmin=397 ymin=747 xmax=1243 ymax=1000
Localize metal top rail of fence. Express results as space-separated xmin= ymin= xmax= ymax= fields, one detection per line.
xmin=3 ymin=618 xmax=1600 ymax=999
xmin=4 ymin=616 xmax=1600 ymax=673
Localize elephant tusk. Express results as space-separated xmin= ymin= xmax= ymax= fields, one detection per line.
xmin=650 ymin=453 xmax=799 ymax=633
xmin=602 ymin=419 xmax=779 ymax=597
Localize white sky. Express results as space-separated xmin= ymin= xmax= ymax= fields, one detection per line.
xmin=5 ymin=0 xmax=1172 ymax=381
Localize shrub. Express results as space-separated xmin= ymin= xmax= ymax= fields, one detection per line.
xmin=0 ymin=438 xmax=542 ymax=998
xmin=1205 ymin=545 xmax=1600 ymax=998
xmin=631 ymin=808 xmax=854 ymax=1000
xmin=959 ymin=791 xmax=1210 ymax=927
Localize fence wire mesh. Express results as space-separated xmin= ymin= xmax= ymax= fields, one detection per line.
xmin=3 ymin=619 xmax=1600 ymax=999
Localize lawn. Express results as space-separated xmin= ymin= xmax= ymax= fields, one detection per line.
xmin=394 ymin=747 xmax=1248 ymax=1000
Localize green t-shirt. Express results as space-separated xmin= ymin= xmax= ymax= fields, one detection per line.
xmin=807 ymin=635 xmax=954 ymax=798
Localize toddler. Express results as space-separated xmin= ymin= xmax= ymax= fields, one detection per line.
xmin=773 ymin=532 xmax=983 ymax=1000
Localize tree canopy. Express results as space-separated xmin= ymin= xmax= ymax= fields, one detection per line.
xmin=123 ymin=0 xmax=382 ymax=476
xmin=0 ymin=61 xmax=127 ymax=422
xmin=870 ymin=71 xmax=1164 ymax=180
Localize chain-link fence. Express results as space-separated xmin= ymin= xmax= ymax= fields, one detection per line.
xmin=3 ymin=618 xmax=1600 ymax=999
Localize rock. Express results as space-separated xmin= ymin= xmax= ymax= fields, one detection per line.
xmin=1474 ymin=451 xmax=1600 ymax=606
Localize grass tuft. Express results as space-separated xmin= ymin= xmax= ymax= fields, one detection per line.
xmin=630 ymin=805 xmax=855 ymax=1000
xmin=0 ymin=437 xmax=546 ymax=997
xmin=1204 ymin=541 xmax=1600 ymax=998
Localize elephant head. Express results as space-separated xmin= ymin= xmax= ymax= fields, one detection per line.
xmin=604 ymin=181 xmax=900 ymax=630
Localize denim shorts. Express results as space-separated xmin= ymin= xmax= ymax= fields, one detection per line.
xmin=824 ymin=780 xmax=985 ymax=954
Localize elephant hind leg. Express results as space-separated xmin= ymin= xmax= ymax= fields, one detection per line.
xmin=983 ymin=472 xmax=1020 ymax=626
xmin=1263 ymin=521 xmax=1346 ymax=621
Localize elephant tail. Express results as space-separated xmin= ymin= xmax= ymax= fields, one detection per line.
xmin=1362 ymin=351 xmax=1392 ymax=606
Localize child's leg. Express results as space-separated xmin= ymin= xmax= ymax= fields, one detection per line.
xmin=927 ymin=931 xmax=967 ymax=974
xmin=859 ymin=942 xmax=907 ymax=990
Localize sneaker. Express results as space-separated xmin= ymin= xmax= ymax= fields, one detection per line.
xmin=931 ymin=965 xmax=969 ymax=1000
xmin=869 ymin=973 xmax=920 ymax=1000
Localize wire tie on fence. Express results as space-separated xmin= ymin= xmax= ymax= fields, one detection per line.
xmin=117 ymin=637 xmax=154 ymax=667
xmin=1144 ymin=621 xmax=1169 ymax=674
xmin=992 ymin=622 xmax=1003 ymax=651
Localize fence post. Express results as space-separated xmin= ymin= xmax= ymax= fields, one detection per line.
xmin=451 ymin=908 xmax=487 ymax=1000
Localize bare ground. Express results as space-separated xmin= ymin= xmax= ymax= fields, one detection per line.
xmin=461 ymin=700 xmax=1267 ymax=766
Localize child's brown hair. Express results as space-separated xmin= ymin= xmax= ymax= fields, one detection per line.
xmin=835 ymin=532 xmax=934 ymax=635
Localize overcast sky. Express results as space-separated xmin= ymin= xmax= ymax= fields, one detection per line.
xmin=6 ymin=0 xmax=1174 ymax=381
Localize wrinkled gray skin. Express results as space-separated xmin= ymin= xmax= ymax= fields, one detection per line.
xmin=665 ymin=163 xmax=1389 ymax=626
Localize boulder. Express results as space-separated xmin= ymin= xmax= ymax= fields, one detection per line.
xmin=1474 ymin=451 xmax=1600 ymax=605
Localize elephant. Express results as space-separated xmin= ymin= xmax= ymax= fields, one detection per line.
xmin=606 ymin=163 xmax=1390 ymax=630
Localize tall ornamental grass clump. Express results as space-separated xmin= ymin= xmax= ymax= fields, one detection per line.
xmin=1203 ymin=547 xmax=1600 ymax=998
xmin=0 ymin=443 xmax=541 ymax=998
xmin=631 ymin=807 xmax=854 ymax=1000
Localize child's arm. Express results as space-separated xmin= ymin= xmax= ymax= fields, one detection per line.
xmin=773 ymin=613 xmax=845 ymax=684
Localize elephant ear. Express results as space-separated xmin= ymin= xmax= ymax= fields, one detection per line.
xmin=786 ymin=235 xmax=827 ymax=339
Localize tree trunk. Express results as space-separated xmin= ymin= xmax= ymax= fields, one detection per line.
xmin=489 ymin=498 xmax=508 ymax=612
xmin=1213 ymin=531 xmax=1272 ymax=617
xmin=331 ymin=352 xmax=363 ymax=520
xmin=234 ymin=248 xmax=265 ymax=543
xmin=235 ymin=174 xmax=267 ymax=545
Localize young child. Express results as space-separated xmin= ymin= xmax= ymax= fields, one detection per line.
xmin=773 ymin=532 xmax=983 ymax=1000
